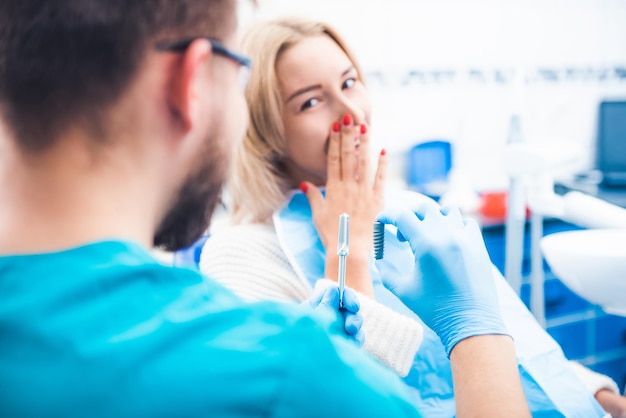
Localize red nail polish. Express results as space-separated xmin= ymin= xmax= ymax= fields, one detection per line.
xmin=299 ymin=182 xmax=308 ymax=193
xmin=381 ymin=148 xmax=386 ymax=156
xmin=360 ymin=124 xmax=367 ymax=135
xmin=342 ymin=114 xmax=352 ymax=126
xmin=332 ymin=122 xmax=341 ymax=132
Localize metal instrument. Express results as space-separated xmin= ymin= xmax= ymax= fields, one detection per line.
xmin=337 ymin=213 xmax=350 ymax=307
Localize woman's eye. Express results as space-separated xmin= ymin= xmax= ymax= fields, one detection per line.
xmin=342 ymin=78 xmax=356 ymax=89
xmin=300 ymin=98 xmax=320 ymax=111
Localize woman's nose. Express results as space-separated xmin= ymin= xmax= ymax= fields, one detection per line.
xmin=335 ymin=97 xmax=365 ymax=125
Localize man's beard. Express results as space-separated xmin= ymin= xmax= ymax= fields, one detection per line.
xmin=153 ymin=140 xmax=228 ymax=252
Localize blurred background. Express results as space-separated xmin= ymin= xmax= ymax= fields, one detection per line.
xmin=217 ymin=0 xmax=626 ymax=391
xmin=240 ymin=0 xmax=626 ymax=192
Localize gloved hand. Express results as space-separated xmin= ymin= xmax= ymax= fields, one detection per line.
xmin=307 ymin=280 xmax=365 ymax=347
xmin=377 ymin=200 xmax=509 ymax=357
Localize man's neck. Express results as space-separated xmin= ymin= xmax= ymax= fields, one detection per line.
xmin=0 ymin=134 xmax=166 ymax=255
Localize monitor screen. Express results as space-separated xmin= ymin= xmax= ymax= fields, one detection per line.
xmin=597 ymin=101 xmax=626 ymax=180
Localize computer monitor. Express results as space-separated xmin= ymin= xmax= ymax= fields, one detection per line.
xmin=597 ymin=100 xmax=626 ymax=187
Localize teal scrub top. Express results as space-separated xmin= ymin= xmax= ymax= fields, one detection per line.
xmin=0 ymin=241 xmax=420 ymax=418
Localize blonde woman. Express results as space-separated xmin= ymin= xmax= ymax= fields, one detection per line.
xmin=200 ymin=17 xmax=624 ymax=417
xmin=203 ymin=18 xmax=426 ymax=379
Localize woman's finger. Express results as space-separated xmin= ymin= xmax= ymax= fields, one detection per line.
xmin=356 ymin=123 xmax=371 ymax=185
xmin=340 ymin=114 xmax=356 ymax=181
xmin=301 ymin=182 xmax=325 ymax=218
xmin=327 ymin=121 xmax=341 ymax=182
xmin=373 ymin=148 xmax=387 ymax=197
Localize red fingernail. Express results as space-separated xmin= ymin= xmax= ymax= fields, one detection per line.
xmin=381 ymin=148 xmax=386 ymax=156
xmin=299 ymin=182 xmax=308 ymax=193
xmin=342 ymin=114 xmax=352 ymax=126
xmin=332 ymin=122 xmax=340 ymax=132
xmin=360 ymin=124 xmax=367 ymax=134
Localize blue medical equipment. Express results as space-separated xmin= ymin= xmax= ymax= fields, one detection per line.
xmin=596 ymin=100 xmax=626 ymax=187
xmin=407 ymin=140 xmax=452 ymax=200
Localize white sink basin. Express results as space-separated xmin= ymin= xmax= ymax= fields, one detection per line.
xmin=541 ymin=229 xmax=626 ymax=316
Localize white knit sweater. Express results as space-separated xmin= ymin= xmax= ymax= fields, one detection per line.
xmin=199 ymin=222 xmax=423 ymax=377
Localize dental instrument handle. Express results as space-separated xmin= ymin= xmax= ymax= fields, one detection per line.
xmin=337 ymin=213 xmax=350 ymax=308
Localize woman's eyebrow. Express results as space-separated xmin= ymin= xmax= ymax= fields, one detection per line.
xmin=341 ymin=66 xmax=355 ymax=77
xmin=286 ymin=85 xmax=321 ymax=103
xmin=286 ymin=66 xmax=356 ymax=103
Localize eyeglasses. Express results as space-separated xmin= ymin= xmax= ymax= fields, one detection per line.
xmin=156 ymin=38 xmax=252 ymax=90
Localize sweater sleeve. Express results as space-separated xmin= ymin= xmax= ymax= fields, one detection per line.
xmin=199 ymin=224 xmax=312 ymax=304
xmin=200 ymin=223 xmax=423 ymax=377
xmin=358 ymin=293 xmax=423 ymax=377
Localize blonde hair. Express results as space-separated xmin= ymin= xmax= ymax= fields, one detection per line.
xmin=229 ymin=17 xmax=365 ymax=223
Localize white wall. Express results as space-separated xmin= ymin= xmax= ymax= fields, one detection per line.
xmin=240 ymin=0 xmax=626 ymax=191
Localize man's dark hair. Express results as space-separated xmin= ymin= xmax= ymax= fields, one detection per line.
xmin=0 ymin=0 xmax=236 ymax=151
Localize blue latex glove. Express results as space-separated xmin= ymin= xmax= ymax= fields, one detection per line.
xmin=307 ymin=280 xmax=365 ymax=347
xmin=377 ymin=200 xmax=509 ymax=357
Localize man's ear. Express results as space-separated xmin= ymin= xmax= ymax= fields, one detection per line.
xmin=168 ymin=39 xmax=213 ymax=132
